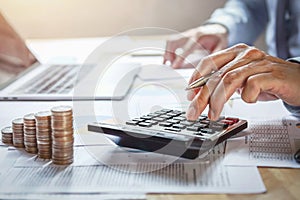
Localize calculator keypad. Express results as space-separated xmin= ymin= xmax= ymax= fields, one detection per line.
xmin=125 ymin=109 xmax=240 ymax=139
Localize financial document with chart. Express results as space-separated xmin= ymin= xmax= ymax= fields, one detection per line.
xmin=224 ymin=116 xmax=300 ymax=168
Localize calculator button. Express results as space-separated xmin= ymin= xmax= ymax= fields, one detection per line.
xmin=125 ymin=120 xmax=139 ymax=126
xmin=152 ymin=117 xmax=165 ymax=122
xmin=200 ymin=128 xmax=214 ymax=134
xmin=215 ymin=122 xmax=229 ymax=129
xmin=161 ymin=109 xmax=173 ymax=113
xmin=138 ymin=122 xmax=152 ymax=127
xmin=166 ymin=119 xmax=180 ymax=124
xmin=173 ymin=116 xmax=186 ymax=121
xmin=187 ymin=126 xmax=200 ymax=132
xmin=140 ymin=116 xmax=153 ymax=120
xmin=198 ymin=116 xmax=207 ymax=120
xmin=172 ymin=124 xmax=186 ymax=129
xmin=172 ymin=110 xmax=182 ymax=113
xmin=225 ymin=117 xmax=239 ymax=123
xmin=199 ymin=120 xmax=211 ymax=124
xmin=164 ymin=127 xmax=181 ymax=132
xmin=145 ymin=120 xmax=158 ymax=125
xmin=154 ymin=111 xmax=167 ymax=115
xmin=193 ymin=123 xmax=208 ymax=128
xmin=166 ymin=113 xmax=180 ymax=117
xmin=132 ymin=118 xmax=145 ymax=122
xmin=220 ymin=119 xmax=234 ymax=125
xmin=179 ymin=113 xmax=186 ymax=117
xmin=159 ymin=122 xmax=173 ymax=127
xmin=180 ymin=121 xmax=195 ymax=126
xmin=147 ymin=113 xmax=159 ymax=117
xmin=159 ymin=115 xmax=173 ymax=119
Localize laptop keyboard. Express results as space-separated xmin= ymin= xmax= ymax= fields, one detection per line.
xmin=13 ymin=65 xmax=79 ymax=94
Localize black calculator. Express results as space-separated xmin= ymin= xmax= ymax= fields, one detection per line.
xmin=88 ymin=109 xmax=247 ymax=159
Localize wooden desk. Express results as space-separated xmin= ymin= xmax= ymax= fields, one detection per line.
xmin=148 ymin=167 xmax=300 ymax=200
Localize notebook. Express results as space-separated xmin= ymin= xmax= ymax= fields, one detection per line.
xmin=0 ymin=61 xmax=141 ymax=101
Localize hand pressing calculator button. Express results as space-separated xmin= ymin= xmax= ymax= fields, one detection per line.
xmin=88 ymin=109 xmax=248 ymax=159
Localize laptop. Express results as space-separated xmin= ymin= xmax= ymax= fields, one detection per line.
xmin=0 ymin=60 xmax=141 ymax=101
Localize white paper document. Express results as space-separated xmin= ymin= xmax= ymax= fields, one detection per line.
xmin=0 ymin=162 xmax=265 ymax=194
xmin=0 ymin=193 xmax=145 ymax=200
xmin=224 ymin=116 xmax=300 ymax=168
xmin=0 ymin=138 xmax=266 ymax=194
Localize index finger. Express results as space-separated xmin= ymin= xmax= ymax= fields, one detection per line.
xmin=163 ymin=36 xmax=190 ymax=65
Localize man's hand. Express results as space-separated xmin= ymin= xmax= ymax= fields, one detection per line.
xmin=163 ymin=24 xmax=228 ymax=69
xmin=0 ymin=13 xmax=36 ymax=74
xmin=186 ymin=43 xmax=300 ymax=121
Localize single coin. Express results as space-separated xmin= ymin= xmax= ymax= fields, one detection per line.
xmin=35 ymin=111 xmax=52 ymax=120
xmin=24 ymin=113 xmax=36 ymax=121
xmin=51 ymin=105 xmax=72 ymax=113
xmin=1 ymin=126 xmax=13 ymax=134
xmin=12 ymin=118 xmax=24 ymax=125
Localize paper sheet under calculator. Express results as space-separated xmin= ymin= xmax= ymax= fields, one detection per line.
xmin=0 ymin=137 xmax=266 ymax=194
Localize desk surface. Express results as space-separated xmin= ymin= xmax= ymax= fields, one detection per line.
xmin=149 ymin=168 xmax=300 ymax=200
xmin=1 ymin=100 xmax=299 ymax=199
xmin=1 ymin=37 xmax=300 ymax=199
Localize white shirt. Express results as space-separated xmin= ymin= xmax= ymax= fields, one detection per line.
xmin=206 ymin=0 xmax=300 ymax=61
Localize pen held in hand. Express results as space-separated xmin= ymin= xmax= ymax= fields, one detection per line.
xmin=185 ymin=71 xmax=217 ymax=90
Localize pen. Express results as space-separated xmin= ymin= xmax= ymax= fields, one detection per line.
xmin=185 ymin=71 xmax=217 ymax=90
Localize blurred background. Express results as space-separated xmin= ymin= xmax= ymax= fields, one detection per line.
xmin=0 ymin=0 xmax=265 ymax=49
xmin=0 ymin=0 xmax=226 ymax=38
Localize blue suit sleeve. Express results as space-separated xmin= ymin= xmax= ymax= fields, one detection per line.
xmin=205 ymin=0 xmax=268 ymax=47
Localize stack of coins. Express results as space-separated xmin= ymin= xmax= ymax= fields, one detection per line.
xmin=12 ymin=118 xmax=25 ymax=148
xmin=23 ymin=113 xmax=38 ymax=154
xmin=35 ymin=111 xmax=52 ymax=159
xmin=1 ymin=126 xmax=13 ymax=145
xmin=51 ymin=106 xmax=74 ymax=165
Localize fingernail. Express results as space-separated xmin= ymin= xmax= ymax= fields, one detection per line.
xmin=172 ymin=58 xmax=182 ymax=69
xmin=187 ymin=105 xmax=196 ymax=120
xmin=208 ymin=109 xmax=216 ymax=121
xmin=172 ymin=63 xmax=179 ymax=69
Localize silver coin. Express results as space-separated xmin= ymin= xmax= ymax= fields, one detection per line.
xmin=1 ymin=126 xmax=13 ymax=134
